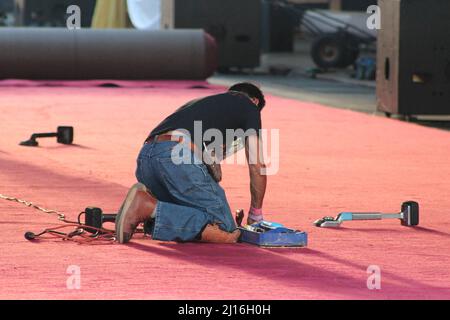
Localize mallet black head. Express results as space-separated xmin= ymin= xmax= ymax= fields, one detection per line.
xmin=57 ymin=126 xmax=74 ymax=145
xmin=84 ymin=207 xmax=104 ymax=234
xmin=401 ymin=201 xmax=419 ymax=226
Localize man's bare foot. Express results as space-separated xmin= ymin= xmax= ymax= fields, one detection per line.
xmin=247 ymin=217 xmax=259 ymax=225
xmin=115 ymin=183 xmax=157 ymax=244
xmin=200 ymin=224 xmax=241 ymax=244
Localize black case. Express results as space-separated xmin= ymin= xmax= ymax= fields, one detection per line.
xmin=377 ymin=0 xmax=450 ymax=116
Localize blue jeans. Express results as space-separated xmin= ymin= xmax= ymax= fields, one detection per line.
xmin=135 ymin=141 xmax=237 ymax=242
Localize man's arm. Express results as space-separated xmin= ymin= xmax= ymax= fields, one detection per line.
xmin=246 ymin=135 xmax=267 ymax=223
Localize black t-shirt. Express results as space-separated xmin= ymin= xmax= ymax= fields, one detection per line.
xmin=149 ymin=92 xmax=262 ymax=149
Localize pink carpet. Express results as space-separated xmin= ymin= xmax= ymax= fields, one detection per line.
xmin=0 ymin=81 xmax=449 ymax=299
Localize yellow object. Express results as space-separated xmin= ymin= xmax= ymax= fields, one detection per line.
xmin=91 ymin=0 xmax=130 ymax=29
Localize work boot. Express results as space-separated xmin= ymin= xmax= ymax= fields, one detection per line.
xmin=200 ymin=224 xmax=241 ymax=244
xmin=116 ymin=183 xmax=157 ymax=244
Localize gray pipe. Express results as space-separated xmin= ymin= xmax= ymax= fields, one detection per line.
xmin=0 ymin=28 xmax=217 ymax=80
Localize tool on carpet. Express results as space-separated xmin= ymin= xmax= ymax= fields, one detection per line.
xmin=235 ymin=209 xmax=245 ymax=227
xmin=0 ymin=194 xmax=116 ymax=243
xmin=314 ymin=201 xmax=419 ymax=228
xmin=235 ymin=210 xmax=308 ymax=248
xmin=22 ymin=206 xmax=117 ymax=243
xmin=22 ymin=205 xmax=145 ymax=242
xmin=19 ymin=126 xmax=74 ymax=147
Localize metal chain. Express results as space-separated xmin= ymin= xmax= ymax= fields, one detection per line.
xmin=0 ymin=193 xmax=67 ymax=221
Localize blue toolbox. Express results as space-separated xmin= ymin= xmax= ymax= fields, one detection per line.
xmin=239 ymin=221 xmax=308 ymax=248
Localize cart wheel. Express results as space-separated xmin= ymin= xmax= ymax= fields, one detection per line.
xmin=385 ymin=112 xmax=392 ymax=118
xmin=311 ymin=33 xmax=346 ymax=69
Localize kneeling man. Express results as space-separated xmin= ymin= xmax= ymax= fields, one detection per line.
xmin=116 ymin=83 xmax=267 ymax=244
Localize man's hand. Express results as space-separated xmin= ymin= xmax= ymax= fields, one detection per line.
xmin=206 ymin=162 xmax=222 ymax=182
xmin=203 ymin=145 xmax=222 ymax=182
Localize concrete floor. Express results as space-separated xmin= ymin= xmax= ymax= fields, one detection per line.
xmin=210 ymin=73 xmax=377 ymax=114
xmin=209 ymin=41 xmax=450 ymax=131
xmin=209 ymin=38 xmax=378 ymax=114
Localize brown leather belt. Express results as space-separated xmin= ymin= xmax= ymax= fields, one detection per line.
xmin=145 ymin=134 xmax=203 ymax=160
xmin=145 ymin=134 xmax=183 ymax=144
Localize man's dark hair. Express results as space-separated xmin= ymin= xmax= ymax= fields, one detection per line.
xmin=228 ymin=82 xmax=266 ymax=110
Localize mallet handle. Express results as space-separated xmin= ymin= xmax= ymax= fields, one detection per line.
xmin=102 ymin=214 xmax=117 ymax=223
xmin=31 ymin=132 xmax=58 ymax=139
xmin=351 ymin=213 xmax=383 ymax=220
xmin=349 ymin=213 xmax=401 ymax=220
